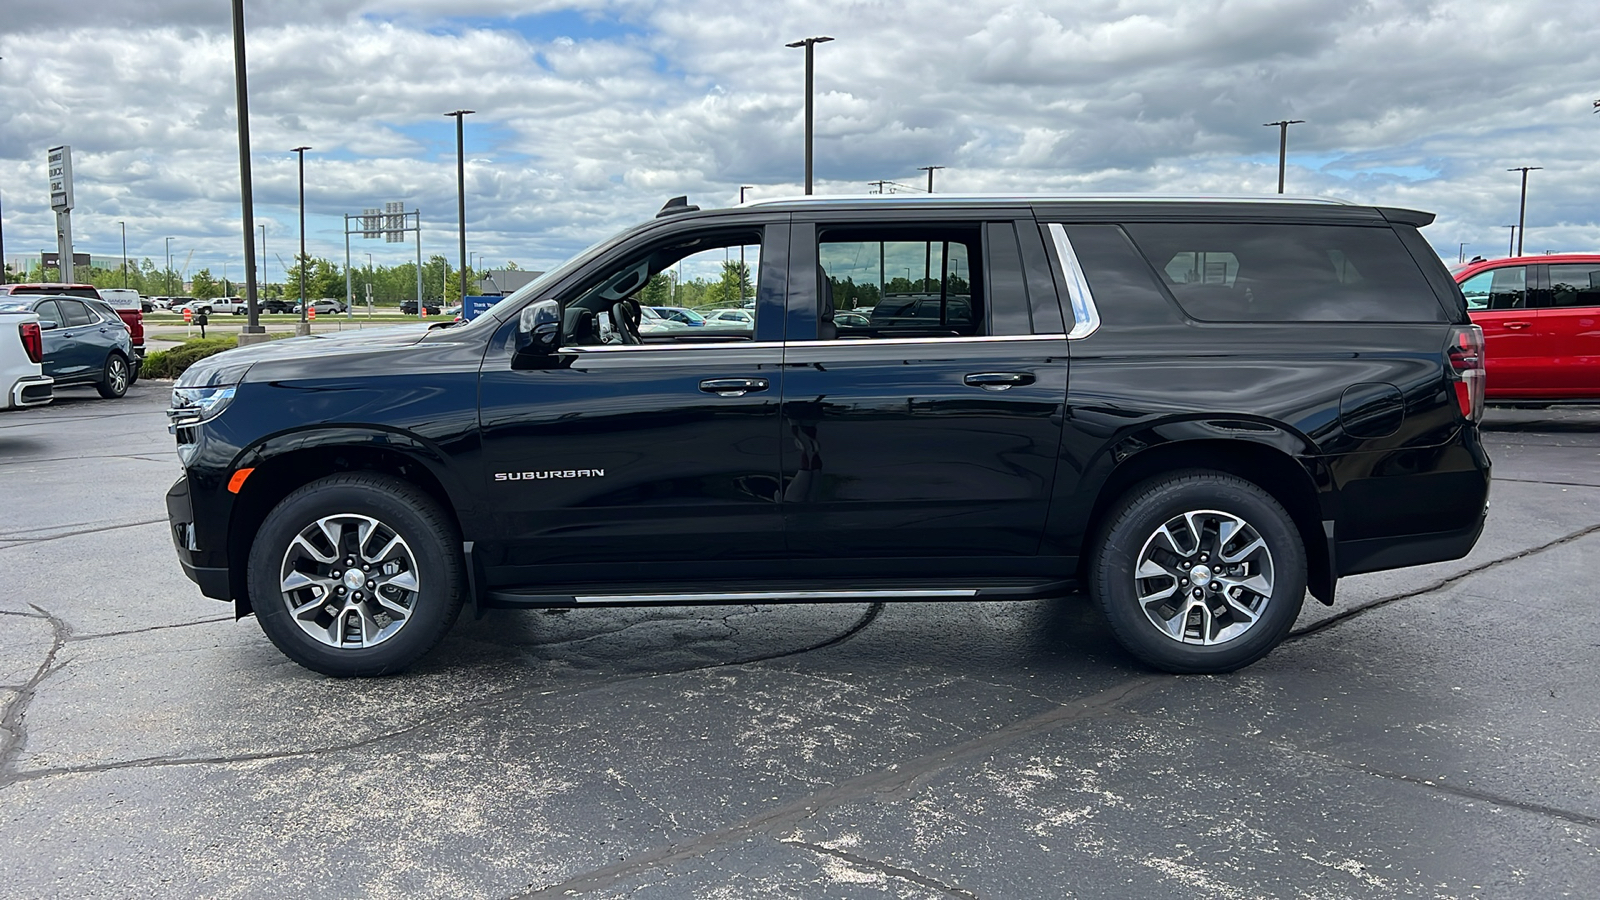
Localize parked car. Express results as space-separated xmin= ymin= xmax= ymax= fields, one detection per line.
xmin=0 ymin=309 xmax=53 ymax=408
xmin=1455 ymin=253 xmax=1600 ymax=403
xmin=210 ymin=297 xmax=249 ymax=315
xmin=833 ymin=311 xmax=870 ymax=327
xmin=649 ymin=306 xmax=708 ymax=326
xmin=700 ymin=308 xmax=754 ymax=327
xmin=259 ymin=299 xmax=297 ymax=314
xmin=0 ymin=295 xmax=135 ymax=398
xmin=165 ymin=193 xmax=1488 ymax=678
xmin=398 ymin=300 xmax=441 ymax=315
xmin=84 ymin=298 xmax=142 ymax=383
xmin=171 ymin=298 xmax=211 ymax=315
xmin=300 ymin=298 xmax=346 ymax=315
xmin=1 ymin=282 xmax=144 ymax=360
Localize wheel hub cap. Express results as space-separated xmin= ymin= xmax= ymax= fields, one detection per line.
xmin=1132 ymin=509 xmax=1275 ymax=646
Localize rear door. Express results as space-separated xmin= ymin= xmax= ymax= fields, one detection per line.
xmin=1541 ymin=261 xmax=1600 ymax=397
xmin=778 ymin=215 xmax=1068 ymax=569
xmin=1461 ymin=264 xmax=1542 ymax=397
xmin=32 ymin=300 xmax=75 ymax=380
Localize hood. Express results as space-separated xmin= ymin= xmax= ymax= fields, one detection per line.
xmin=176 ymin=325 xmax=433 ymax=388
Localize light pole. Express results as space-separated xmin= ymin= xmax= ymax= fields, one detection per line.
xmin=1263 ymin=119 xmax=1305 ymax=193
xmin=739 ymin=186 xmax=753 ymax=303
xmin=258 ymin=223 xmax=266 ymax=294
xmin=293 ymin=146 xmax=311 ymax=329
xmin=0 ymin=188 xmax=6 ymax=285
xmin=119 ymin=221 xmax=127 ymax=288
xmin=1507 ymin=166 xmax=1541 ymax=256
xmin=230 ymin=0 xmax=263 ymax=335
xmin=1504 ymin=225 xmax=1517 ymax=258
xmin=785 ymin=36 xmax=833 ymax=195
xmin=445 ymin=109 xmax=474 ymax=305
xmin=165 ymin=237 xmax=173 ymax=297
xmin=1458 ymin=242 xmax=1468 ymax=265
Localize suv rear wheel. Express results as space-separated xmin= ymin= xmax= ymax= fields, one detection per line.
xmin=96 ymin=353 xmax=130 ymax=399
xmin=1091 ymin=470 xmax=1305 ymax=674
xmin=248 ymin=473 xmax=464 ymax=677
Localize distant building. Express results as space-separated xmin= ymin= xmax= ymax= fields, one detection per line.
xmin=477 ymin=269 xmax=542 ymax=295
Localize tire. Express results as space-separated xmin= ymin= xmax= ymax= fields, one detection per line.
xmin=1090 ymin=470 xmax=1306 ymax=674
xmin=248 ymin=473 xmax=464 ymax=677
xmin=96 ymin=353 xmax=130 ymax=399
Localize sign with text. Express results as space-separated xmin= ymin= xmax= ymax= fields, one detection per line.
xmin=48 ymin=145 xmax=74 ymax=211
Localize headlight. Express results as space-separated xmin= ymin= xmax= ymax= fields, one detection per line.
xmin=168 ymin=385 xmax=237 ymax=428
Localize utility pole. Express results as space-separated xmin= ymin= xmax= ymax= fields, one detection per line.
xmin=165 ymin=237 xmax=173 ymax=297
xmin=1507 ymin=166 xmax=1541 ymax=256
xmin=918 ymin=165 xmax=945 ymax=193
xmin=445 ymin=109 xmax=475 ymax=305
xmin=120 ymin=221 xmax=128 ymax=287
xmin=867 ymin=180 xmax=890 ymax=194
xmin=786 ymin=36 xmax=833 ymax=195
xmin=1263 ymin=120 xmax=1305 ymax=193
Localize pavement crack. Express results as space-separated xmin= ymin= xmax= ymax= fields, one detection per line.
xmin=1492 ymin=477 xmax=1600 ymax=489
xmin=0 ymin=518 xmax=168 ymax=549
xmin=65 ymin=616 xmax=240 ymax=642
xmin=512 ymin=675 xmax=1165 ymax=899
xmin=1289 ymin=521 xmax=1600 ymax=641
xmin=780 ymin=839 xmax=982 ymax=899
xmin=0 ymin=604 xmax=72 ymax=783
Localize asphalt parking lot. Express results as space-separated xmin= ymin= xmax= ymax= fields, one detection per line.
xmin=1 ymin=383 xmax=1597 ymax=899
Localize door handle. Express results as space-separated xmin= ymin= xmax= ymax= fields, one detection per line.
xmin=964 ymin=372 xmax=1035 ymax=391
xmin=1504 ymin=321 xmax=1532 ymax=330
xmin=699 ymin=377 xmax=769 ymax=397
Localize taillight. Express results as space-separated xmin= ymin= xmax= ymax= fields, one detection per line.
xmin=19 ymin=322 xmax=43 ymax=364
xmin=1445 ymin=324 xmax=1485 ymax=423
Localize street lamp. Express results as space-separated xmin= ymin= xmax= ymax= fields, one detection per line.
xmin=445 ymin=109 xmax=474 ymax=307
xmin=1263 ymin=119 xmax=1306 ymax=194
xmin=1504 ymin=225 xmax=1517 ymax=258
xmin=165 ymin=237 xmax=173 ymax=297
xmin=230 ymin=0 xmax=263 ymax=334
xmin=1507 ymin=166 xmax=1542 ymax=256
xmin=119 ymin=221 xmax=127 ymax=288
xmin=785 ymin=36 xmax=833 ymax=195
xmin=739 ymin=186 xmax=754 ymax=303
xmin=258 ymin=223 xmax=266 ymax=294
xmin=293 ymin=146 xmax=311 ymax=329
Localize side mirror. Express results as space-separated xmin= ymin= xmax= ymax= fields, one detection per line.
xmin=513 ymin=299 xmax=563 ymax=366
xmin=38 ymin=320 xmax=59 ymax=330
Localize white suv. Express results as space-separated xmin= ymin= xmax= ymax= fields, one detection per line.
xmin=1 ymin=310 xmax=54 ymax=408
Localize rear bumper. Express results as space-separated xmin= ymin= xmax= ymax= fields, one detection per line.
xmin=9 ymin=375 xmax=53 ymax=408
xmin=166 ymin=475 xmax=233 ymax=601
xmin=1336 ymin=503 xmax=1488 ymax=577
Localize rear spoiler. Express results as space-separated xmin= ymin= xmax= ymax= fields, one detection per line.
xmin=1378 ymin=207 xmax=1436 ymax=228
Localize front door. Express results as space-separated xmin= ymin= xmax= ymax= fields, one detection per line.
xmin=779 ymin=218 xmax=1068 ymax=569
xmin=475 ymin=221 xmax=787 ymax=588
xmin=1542 ymin=261 xmax=1600 ymax=397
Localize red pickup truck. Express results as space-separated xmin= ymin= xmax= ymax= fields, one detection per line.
xmin=0 ymin=283 xmax=145 ymax=362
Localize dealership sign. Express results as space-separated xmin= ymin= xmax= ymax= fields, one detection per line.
xmin=48 ymin=145 xmax=74 ymax=211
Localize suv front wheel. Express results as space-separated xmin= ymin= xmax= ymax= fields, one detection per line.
xmin=1091 ymin=471 xmax=1306 ymax=674
xmin=248 ymin=473 xmax=464 ymax=677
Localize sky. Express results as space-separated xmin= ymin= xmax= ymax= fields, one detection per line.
xmin=2 ymin=0 xmax=1598 ymax=285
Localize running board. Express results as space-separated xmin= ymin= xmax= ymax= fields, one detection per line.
xmin=484 ymin=580 xmax=1075 ymax=608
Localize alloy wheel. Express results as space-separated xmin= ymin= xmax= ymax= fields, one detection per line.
xmin=1132 ymin=509 xmax=1275 ymax=645
xmin=278 ymin=513 xmax=421 ymax=649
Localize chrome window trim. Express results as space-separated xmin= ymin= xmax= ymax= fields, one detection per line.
xmin=559 ymin=334 xmax=1070 ymax=354
xmin=1047 ymin=223 xmax=1102 ymax=340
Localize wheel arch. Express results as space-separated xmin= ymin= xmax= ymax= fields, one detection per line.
xmin=1077 ymin=434 xmax=1335 ymax=605
xmin=225 ymin=430 xmax=472 ymax=615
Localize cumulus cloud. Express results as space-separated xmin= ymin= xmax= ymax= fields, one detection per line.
xmin=1 ymin=0 xmax=1597 ymax=278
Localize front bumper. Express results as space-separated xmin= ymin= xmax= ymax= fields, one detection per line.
xmin=166 ymin=475 xmax=232 ymax=601
xmin=10 ymin=375 xmax=53 ymax=407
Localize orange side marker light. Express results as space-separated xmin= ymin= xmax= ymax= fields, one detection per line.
xmin=228 ymin=468 xmax=255 ymax=494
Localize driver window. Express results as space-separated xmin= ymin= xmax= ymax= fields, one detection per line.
xmin=562 ymin=230 xmax=761 ymax=345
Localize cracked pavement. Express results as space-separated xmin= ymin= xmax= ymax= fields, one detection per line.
xmin=1 ymin=386 xmax=1596 ymax=899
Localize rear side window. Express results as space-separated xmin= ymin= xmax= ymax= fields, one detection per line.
xmin=1458 ymin=266 xmax=1526 ymax=310
xmin=1124 ymin=223 xmax=1446 ymax=323
xmin=1548 ymin=264 xmax=1600 ymax=308
xmin=60 ymin=300 xmax=96 ymax=326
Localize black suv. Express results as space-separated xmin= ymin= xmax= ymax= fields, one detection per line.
xmin=166 ymin=195 xmax=1489 ymax=677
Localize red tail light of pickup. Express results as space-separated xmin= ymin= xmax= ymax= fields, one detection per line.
xmin=19 ymin=321 xmax=43 ymax=364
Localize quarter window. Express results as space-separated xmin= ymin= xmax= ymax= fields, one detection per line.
xmin=1125 ymin=223 xmax=1446 ymax=322
xmin=1458 ymin=267 xmax=1526 ymax=311
xmin=1547 ymin=264 xmax=1600 ymax=309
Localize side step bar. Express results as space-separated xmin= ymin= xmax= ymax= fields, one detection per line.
xmin=484 ymin=581 xmax=1075 ymax=608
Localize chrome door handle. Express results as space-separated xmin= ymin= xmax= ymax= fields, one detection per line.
xmin=964 ymin=372 xmax=1035 ymax=391
xmin=699 ymin=377 xmax=769 ymax=397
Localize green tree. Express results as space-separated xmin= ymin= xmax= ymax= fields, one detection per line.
xmin=639 ymin=272 xmax=671 ymax=305
xmin=191 ymin=268 xmax=221 ymax=300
